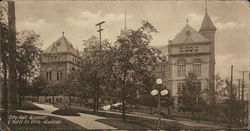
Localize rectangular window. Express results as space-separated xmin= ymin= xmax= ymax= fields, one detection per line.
xmin=181 ymin=65 xmax=186 ymax=76
xmin=195 ymin=46 xmax=199 ymax=52
xmin=180 ymin=47 xmax=183 ymax=52
xmin=193 ymin=64 xmax=201 ymax=76
xmin=177 ymin=65 xmax=186 ymax=77
xmin=177 ymin=83 xmax=182 ymax=94
xmin=49 ymin=72 xmax=52 ymax=81
xmin=46 ymin=72 xmax=49 ymax=80
xmin=178 ymin=97 xmax=182 ymax=104
xmin=60 ymin=72 xmax=63 ymax=80
xmin=185 ymin=47 xmax=189 ymax=52
xmin=189 ymin=47 xmax=193 ymax=52
xmin=57 ymin=72 xmax=59 ymax=81
xmin=197 ymin=82 xmax=201 ymax=92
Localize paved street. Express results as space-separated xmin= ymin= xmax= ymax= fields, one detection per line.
xmin=18 ymin=103 xmax=116 ymax=129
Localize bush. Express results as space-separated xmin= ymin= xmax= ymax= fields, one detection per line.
xmin=52 ymin=108 xmax=80 ymax=116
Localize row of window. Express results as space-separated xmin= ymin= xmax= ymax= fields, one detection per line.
xmin=180 ymin=46 xmax=199 ymax=53
xmin=48 ymin=55 xmax=81 ymax=65
xmin=177 ymin=82 xmax=201 ymax=94
xmin=155 ymin=65 xmax=168 ymax=71
xmin=177 ymin=59 xmax=201 ymax=77
xmin=72 ymin=57 xmax=81 ymax=65
xmin=46 ymin=71 xmax=63 ymax=81
xmin=46 ymin=67 xmax=63 ymax=81
xmin=49 ymin=55 xmax=61 ymax=61
xmin=178 ymin=96 xmax=202 ymax=104
xmin=46 ymin=67 xmax=79 ymax=81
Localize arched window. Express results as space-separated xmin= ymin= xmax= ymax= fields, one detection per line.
xmin=177 ymin=59 xmax=186 ymax=77
xmin=46 ymin=67 xmax=52 ymax=81
xmin=193 ymin=58 xmax=201 ymax=76
xmin=57 ymin=66 xmax=63 ymax=81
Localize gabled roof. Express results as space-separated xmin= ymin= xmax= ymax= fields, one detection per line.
xmin=172 ymin=24 xmax=209 ymax=44
xmin=199 ymin=11 xmax=217 ymax=32
xmin=44 ymin=35 xmax=80 ymax=57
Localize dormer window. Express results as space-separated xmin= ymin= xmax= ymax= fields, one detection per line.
xmin=56 ymin=42 xmax=61 ymax=46
xmin=185 ymin=47 xmax=189 ymax=52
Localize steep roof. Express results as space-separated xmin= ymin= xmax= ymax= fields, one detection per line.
xmin=199 ymin=11 xmax=217 ymax=32
xmin=44 ymin=35 xmax=80 ymax=57
xmin=172 ymin=24 xmax=209 ymax=44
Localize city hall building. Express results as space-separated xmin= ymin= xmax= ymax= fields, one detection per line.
xmin=39 ymin=33 xmax=82 ymax=104
xmin=40 ymin=33 xmax=82 ymax=82
xmin=153 ymin=10 xmax=216 ymax=106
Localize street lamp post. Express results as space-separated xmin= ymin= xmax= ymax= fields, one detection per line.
xmin=151 ymin=78 xmax=168 ymax=129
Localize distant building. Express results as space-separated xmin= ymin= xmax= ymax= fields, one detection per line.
xmin=39 ymin=33 xmax=82 ymax=104
xmin=40 ymin=33 xmax=82 ymax=83
xmin=153 ymin=10 xmax=217 ymax=107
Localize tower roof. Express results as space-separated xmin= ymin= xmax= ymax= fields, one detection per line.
xmin=172 ymin=24 xmax=209 ymax=44
xmin=44 ymin=34 xmax=80 ymax=57
xmin=199 ymin=11 xmax=217 ymax=32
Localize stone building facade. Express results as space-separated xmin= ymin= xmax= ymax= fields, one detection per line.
xmin=39 ymin=33 xmax=82 ymax=104
xmin=40 ymin=33 xmax=82 ymax=82
xmin=154 ymin=10 xmax=216 ymax=107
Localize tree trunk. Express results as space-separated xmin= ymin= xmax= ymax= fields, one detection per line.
xmin=93 ymin=95 xmax=96 ymax=112
xmin=96 ymin=94 xmax=99 ymax=111
xmin=18 ymin=94 xmax=21 ymax=107
xmin=168 ymin=106 xmax=171 ymax=115
xmin=2 ymin=47 xmax=8 ymax=110
xmin=122 ymin=86 xmax=125 ymax=121
xmin=69 ymin=95 xmax=71 ymax=106
xmin=7 ymin=1 xmax=17 ymax=112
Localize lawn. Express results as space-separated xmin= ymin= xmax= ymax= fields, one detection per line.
xmin=18 ymin=101 xmax=44 ymax=110
xmin=0 ymin=111 xmax=85 ymax=131
xmin=72 ymin=106 xmax=217 ymax=130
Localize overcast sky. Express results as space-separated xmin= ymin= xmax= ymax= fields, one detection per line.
xmin=14 ymin=0 xmax=249 ymax=79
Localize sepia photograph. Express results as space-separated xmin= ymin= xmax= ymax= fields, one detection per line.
xmin=0 ymin=0 xmax=249 ymax=130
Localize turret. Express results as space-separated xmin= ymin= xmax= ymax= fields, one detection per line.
xmin=199 ymin=9 xmax=217 ymax=105
xmin=199 ymin=11 xmax=216 ymax=43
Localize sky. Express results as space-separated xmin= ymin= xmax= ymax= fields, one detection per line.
xmin=13 ymin=0 xmax=249 ymax=79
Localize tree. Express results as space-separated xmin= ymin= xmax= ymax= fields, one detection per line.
xmin=0 ymin=2 xmax=8 ymax=111
xmin=7 ymin=1 xmax=18 ymax=111
xmin=180 ymin=72 xmax=202 ymax=117
xmin=30 ymin=75 xmax=48 ymax=101
xmin=79 ymin=36 xmax=112 ymax=112
xmin=110 ymin=20 xmax=159 ymax=120
xmin=57 ymin=72 xmax=79 ymax=106
xmin=15 ymin=30 xmax=42 ymax=106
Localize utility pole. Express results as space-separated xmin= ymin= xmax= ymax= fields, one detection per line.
xmin=229 ymin=65 xmax=233 ymax=129
xmin=239 ymin=70 xmax=249 ymax=127
xmin=238 ymin=79 xmax=241 ymax=100
xmin=95 ymin=21 xmax=105 ymax=112
xmin=239 ymin=71 xmax=248 ymax=101
xmin=96 ymin=21 xmax=105 ymax=52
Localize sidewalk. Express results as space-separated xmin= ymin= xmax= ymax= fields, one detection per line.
xmin=18 ymin=103 xmax=116 ymax=129
xmin=71 ymin=105 xmax=226 ymax=129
